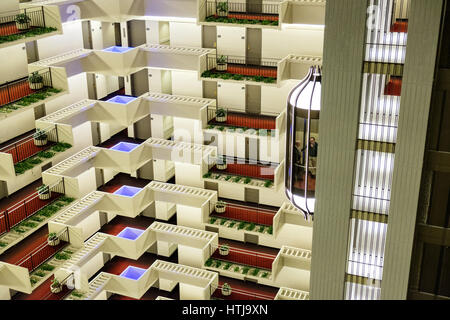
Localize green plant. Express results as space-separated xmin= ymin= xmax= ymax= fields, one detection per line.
xmin=261 ymin=272 xmax=269 ymax=278
xmin=217 ymin=2 xmax=228 ymax=13
xmin=220 ymin=219 xmax=227 ymax=225
xmin=233 ymin=176 xmax=242 ymax=183
xmin=30 ymin=277 xmax=38 ymax=285
xmin=48 ymin=232 xmax=58 ymax=242
xmin=224 ymin=263 xmax=231 ymax=270
xmin=55 ymin=252 xmax=70 ymax=260
xmin=37 ymin=184 xmax=49 ymax=195
xmin=242 ymin=267 xmax=250 ymax=274
xmin=228 ymin=221 xmax=236 ymax=228
xmin=225 ymin=175 xmax=232 ymax=181
xmin=244 ymin=177 xmax=251 ymax=184
xmin=246 ymin=223 xmax=256 ymax=231
xmin=264 ymin=180 xmax=273 ymax=188
xmin=217 ymin=55 xmax=227 ymax=64
xmin=258 ymin=225 xmax=265 ymax=233
xmin=216 ymin=108 xmax=227 ymax=117
xmin=217 ymin=126 xmax=225 ymax=131
xmin=29 ymin=216 xmax=44 ymax=223
xmin=37 ymin=151 xmax=55 ymax=159
xmin=203 ymin=172 xmax=212 ymax=179
xmin=234 ymin=266 xmax=240 ymax=272
xmin=51 ymin=278 xmax=60 ymax=288
xmin=214 ymin=174 xmax=222 ymax=179
xmin=215 ymin=260 xmax=222 ymax=268
xmin=268 ymin=226 xmax=273 ymax=235
xmin=251 ymin=268 xmax=260 ymax=276
xmin=40 ymin=264 xmax=55 ymax=271
xmin=51 ymin=142 xmax=72 ymax=153
xmin=34 ymin=270 xmax=46 ymax=277
xmin=205 ymin=258 xmax=213 ymax=267
xmin=0 ymin=241 xmax=7 ymax=248
xmin=238 ymin=221 xmax=246 ymax=230
xmin=0 ymin=27 xmax=57 ymax=44
xmin=29 ymin=71 xmax=44 ymax=84
xmin=15 ymin=13 xmax=31 ymax=24
xmin=13 ymin=226 xmax=26 ymax=234
xmin=71 ymin=291 xmax=84 ymax=298
xmin=20 ymin=221 xmax=37 ymax=228
xmin=209 ymin=217 xmax=217 ymax=224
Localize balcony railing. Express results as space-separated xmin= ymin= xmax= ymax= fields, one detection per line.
xmin=205 ymin=1 xmax=279 ymax=24
xmin=211 ymin=201 xmax=276 ymax=226
xmin=207 ymin=106 xmax=277 ymax=131
xmin=211 ymin=245 xmax=276 ymax=270
xmin=15 ymin=227 xmax=69 ymax=272
xmin=203 ymin=54 xmax=278 ymax=82
xmin=0 ymin=179 xmax=65 ymax=236
xmin=0 ymin=125 xmax=59 ymax=164
xmin=0 ymin=68 xmax=53 ymax=108
xmin=209 ymin=155 xmax=277 ymax=181
xmin=0 ymin=6 xmax=47 ymax=37
xmin=212 ymin=284 xmax=275 ymax=300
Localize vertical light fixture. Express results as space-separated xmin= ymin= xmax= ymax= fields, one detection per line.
xmin=285 ymin=66 xmax=321 ymax=220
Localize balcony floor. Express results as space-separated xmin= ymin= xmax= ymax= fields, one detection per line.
xmin=97 ymin=129 xmax=146 ymax=150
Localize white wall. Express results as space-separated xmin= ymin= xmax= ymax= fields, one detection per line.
xmin=37 ymin=21 xmax=84 ymax=59
xmin=169 ymin=22 xmax=201 ymax=48
xmin=45 ymin=73 xmax=89 ymax=114
xmin=171 ymin=71 xmax=202 ymax=97
xmin=216 ymin=26 xmax=246 ymax=56
xmin=0 ymin=44 xmax=28 ymax=83
xmin=217 ymin=82 xmax=245 ymax=111
xmin=261 ymin=81 xmax=297 ymax=114
xmin=0 ymin=109 xmax=34 ymax=144
xmin=0 ymin=0 xmax=18 ymax=12
xmin=262 ymin=28 xmax=324 ymax=58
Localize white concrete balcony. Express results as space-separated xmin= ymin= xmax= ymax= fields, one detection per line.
xmin=0 ymin=262 xmax=33 ymax=297
xmin=0 ymin=5 xmax=62 ymax=49
xmin=275 ymin=287 xmax=309 ymax=300
xmin=31 ymin=45 xmax=214 ymax=78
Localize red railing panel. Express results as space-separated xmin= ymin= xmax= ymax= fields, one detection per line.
xmin=212 ymin=247 xmax=276 ymax=270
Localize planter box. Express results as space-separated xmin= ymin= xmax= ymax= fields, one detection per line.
xmin=215 ymin=205 xmax=226 ymax=213
xmin=218 ymin=11 xmax=228 ymax=17
xmin=47 ymin=237 xmax=60 ymax=247
xmin=16 ymin=22 xmax=30 ymax=30
xmin=216 ymin=115 xmax=227 ymax=123
xmin=50 ymin=285 xmax=62 ymax=294
xmin=216 ymin=163 xmax=227 ymax=170
xmin=30 ymin=82 xmax=43 ymax=90
xmin=38 ymin=192 xmax=51 ymax=200
xmin=219 ymin=248 xmax=229 ymax=256
xmin=221 ymin=288 xmax=232 ymax=296
xmin=34 ymin=138 xmax=47 ymax=146
xmin=216 ymin=63 xmax=227 ymax=71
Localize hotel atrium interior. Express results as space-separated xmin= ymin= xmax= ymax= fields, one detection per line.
xmin=0 ymin=0 xmax=448 ymax=302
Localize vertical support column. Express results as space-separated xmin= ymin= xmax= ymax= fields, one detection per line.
xmin=309 ymin=0 xmax=367 ymax=300
xmin=381 ymin=0 xmax=444 ymax=300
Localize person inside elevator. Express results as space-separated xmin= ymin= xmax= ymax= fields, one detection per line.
xmin=308 ymin=137 xmax=318 ymax=178
xmin=294 ymin=142 xmax=302 ymax=180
